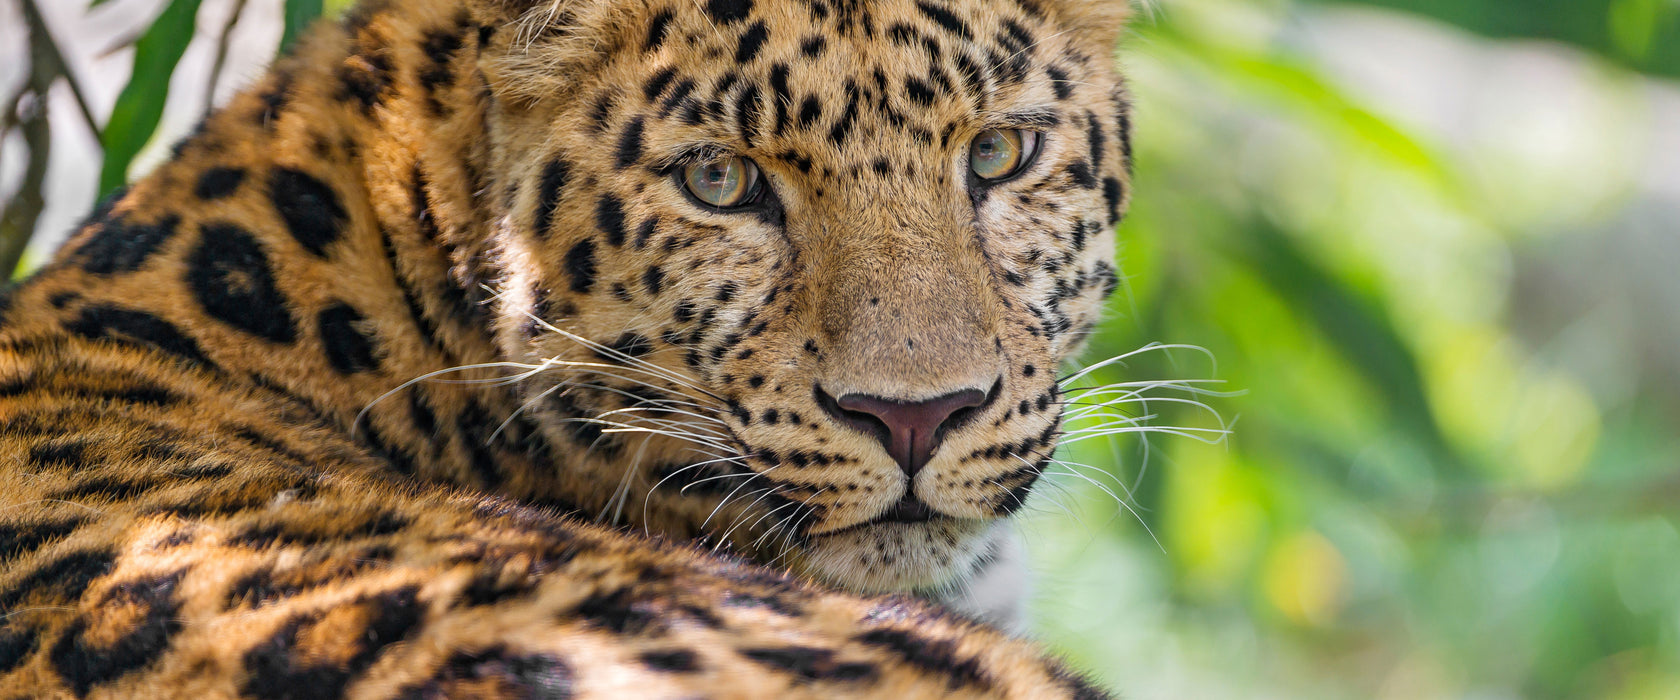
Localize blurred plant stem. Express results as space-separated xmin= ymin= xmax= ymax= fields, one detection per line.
xmin=2 ymin=0 xmax=102 ymax=279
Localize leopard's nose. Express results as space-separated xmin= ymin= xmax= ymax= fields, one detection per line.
xmin=816 ymin=382 xmax=996 ymax=478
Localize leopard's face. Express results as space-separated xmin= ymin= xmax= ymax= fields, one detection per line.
xmin=482 ymin=0 xmax=1130 ymax=593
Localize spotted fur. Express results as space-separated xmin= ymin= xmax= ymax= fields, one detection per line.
xmin=0 ymin=0 xmax=1132 ymax=695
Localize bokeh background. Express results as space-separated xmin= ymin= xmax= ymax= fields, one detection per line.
xmin=4 ymin=1 xmax=1678 ymax=698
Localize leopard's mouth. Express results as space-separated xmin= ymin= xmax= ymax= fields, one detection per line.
xmin=804 ymin=493 xmax=956 ymax=538
xmin=789 ymin=514 xmax=1000 ymax=593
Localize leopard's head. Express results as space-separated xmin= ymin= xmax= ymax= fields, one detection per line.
xmin=475 ymin=0 xmax=1132 ymax=593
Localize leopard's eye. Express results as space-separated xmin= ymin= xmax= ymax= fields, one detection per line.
xmin=682 ymin=157 xmax=761 ymax=209
xmin=969 ymin=129 xmax=1041 ymax=182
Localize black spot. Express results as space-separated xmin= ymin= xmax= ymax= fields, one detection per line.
xmin=48 ymin=572 xmax=184 ymax=696
xmin=1047 ymin=66 xmax=1073 ymax=100
xmin=705 ymin=0 xmax=753 ymax=25
xmin=403 ymin=647 xmax=575 ymax=699
xmin=317 ymin=302 xmax=380 ymax=374
xmin=735 ymin=85 xmax=763 ymax=148
xmin=571 ymin=588 xmax=656 ymax=635
xmin=633 ymin=216 xmax=658 ymax=248
xmin=1116 ymin=101 xmax=1133 ymax=171
xmin=769 ymin=63 xmax=792 ymax=135
xmin=194 ymin=166 xmax=247 ymax=200
xmin=640 ymin=649 xmax=700 ymax=673
xmin=797 ymin=96 xmax=822 ymax=128
xmin=1066 ymin=160 xmax=1098 ymax=189
xmin=534 ymin=158 xmax=571 ymax=238
xmin=0 ymin=625 xmax=39 ymax=676
xmin=562 ymin=240 xmax=597 ymax=294
xmin=856 ymin=628 xmax=990 ymax=690
xmin=334 ymin=50 xmax=394 ymax=113
xmin=1054 ymin=665 xmax=1115 ymax=700
xmin=77 ymin=214 xmax=181 ymax=275
xmin=643 ymin=66 xmax=678 ymax=101
xmin=1087 ymin=111 xmax=1107 ymax=170
xmin=188 ymin=223 xmax=298 ymax=343
xmin=53 ymin=476 xmax=157 ymax=502
xmin=829 ymin=81 xmax=860 ymax=147
xmin=742 ymin=646 xmax=877 ymax=683
xmin=0 ymin=549 xmax=116 ymax=612
xmin=269 ymin=168 xmax=348 ymax=257
xmin=242 ymin=588 xmax=423 ymax=700
xmin=904 ymin=77 xmax=936 ymax=106
xmin=63 ymin=305 xmax=211 ymax=366
xmin=642 ymin=264 xmax=665 ymax=296
xmin=658 ymin=79 xmax=697 ymax=118
xmin=736 ymin=22 xmax=769 ymax=63
xmin=914 ymin=1 xmax=972 ymax=40
xmin=606 ymin=333 xmax=654 ymax=359
xmin=419 ymin=26 xmax=466 ymax=106
xmin=590 ymin=91 xmax=618 ymax=132
xmin=644 ymin=10 xmax=675 ymax=51
xmin=26 ymin=439 xmax=91 ymax=471
xmin=596 ymin=195 xmax=628 ymax=246
xmin=616 ymin=117 xmax=645 ymax=169
xmin=0 ymin=516 xmax=87 ymax=563
xmin=1102 ymin=177 xmax=1124 ymax=225
xmin=801 ymin=35 xmax=827 ymax=57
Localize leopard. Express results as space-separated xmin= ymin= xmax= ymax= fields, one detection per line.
xmin=0 ymin=0 xmax=1135 ymax=695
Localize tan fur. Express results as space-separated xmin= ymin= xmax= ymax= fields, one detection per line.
xmin=0 ymin=0 xmax=1132 ymax=694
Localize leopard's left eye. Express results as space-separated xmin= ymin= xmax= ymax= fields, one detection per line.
xmin=682 ymin=157 xmax=761 ymax=209
xmin=969 ymin=129 xmax=1042 ymax=182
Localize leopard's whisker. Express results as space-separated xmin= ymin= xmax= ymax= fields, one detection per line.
xmin=710 ymin=485 xmax=786 ymax=551
xmin=530 ymin=359 xmax=724 ymax=408
xmin=508 ymin=304 xmax=725 ymax=402
xmin=1020 ymin=451 xmax=1164 ymax=553
xmin=554 ymin=416 xmax=738 ymax=453
xmin=356 ymin=360 xmax=554 ymax=436
xmin=1058 ymin=343 xmax=1220 ymax=387
xmin=601 ymin=433 xmax=656 ymax=524
xmin=702 ymin=465 xmax=780 ymax=531
xmin=1057 ymin=425 xmax=1231 ymax=446
xmin=754 ymin=486 xmax=828 ymax=556
xmin=641 ymin=451 xmax=759 ymax=525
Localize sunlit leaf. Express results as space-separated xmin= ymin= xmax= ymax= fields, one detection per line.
xmin=281 ymin=0 xmax=325 ymax=54
xmin=98 ymin=0 xmax=203 ymax=195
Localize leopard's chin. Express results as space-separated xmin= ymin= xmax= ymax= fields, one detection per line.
xmin=792 ymin=516 xmax=1002 ymax=594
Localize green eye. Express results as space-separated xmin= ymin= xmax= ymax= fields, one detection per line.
xmin=969 ymin=129 xmax=1041 ymax=182
xmin=682 ymin=157 xmax=761 ymax=209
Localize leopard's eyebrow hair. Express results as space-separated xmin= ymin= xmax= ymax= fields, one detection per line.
xmin=984 ymin=107 xmax=1062 ymax=130
xmin=650 ymin=141 xmax=737 ymax=174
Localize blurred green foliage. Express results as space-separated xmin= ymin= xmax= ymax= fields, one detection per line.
xmin=5 ymin=0 xmax=1677 ymax=698
xmin=1034 ymin=2 xmax=1680 ymax=698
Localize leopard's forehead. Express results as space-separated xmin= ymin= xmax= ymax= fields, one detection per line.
xmin=510 ymin=0 xmax=1116 ymax=185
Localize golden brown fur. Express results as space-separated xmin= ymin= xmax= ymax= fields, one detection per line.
xmin=0 ymin=0 xmax=1132 ymax=694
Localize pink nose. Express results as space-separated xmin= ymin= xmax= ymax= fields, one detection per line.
xmin=819 ymin=385 xmax=992 ymax=477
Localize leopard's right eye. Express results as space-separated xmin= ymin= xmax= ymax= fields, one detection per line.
xmin=969 ymin=129 xmax=1042 ymax=183
xmin=682 ymin=157 xmax=762 ymax=210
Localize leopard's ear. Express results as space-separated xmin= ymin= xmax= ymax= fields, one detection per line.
xmin=470 ymin=0 xmax=660 ymax=104
xmin=1035 ymin=0 xmax=1130 ymax=55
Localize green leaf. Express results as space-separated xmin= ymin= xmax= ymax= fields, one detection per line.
xmin=281 ymin=0 xmax=325 ymax=55
xmin=97 ymin=0 xmax=203 ymax=196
